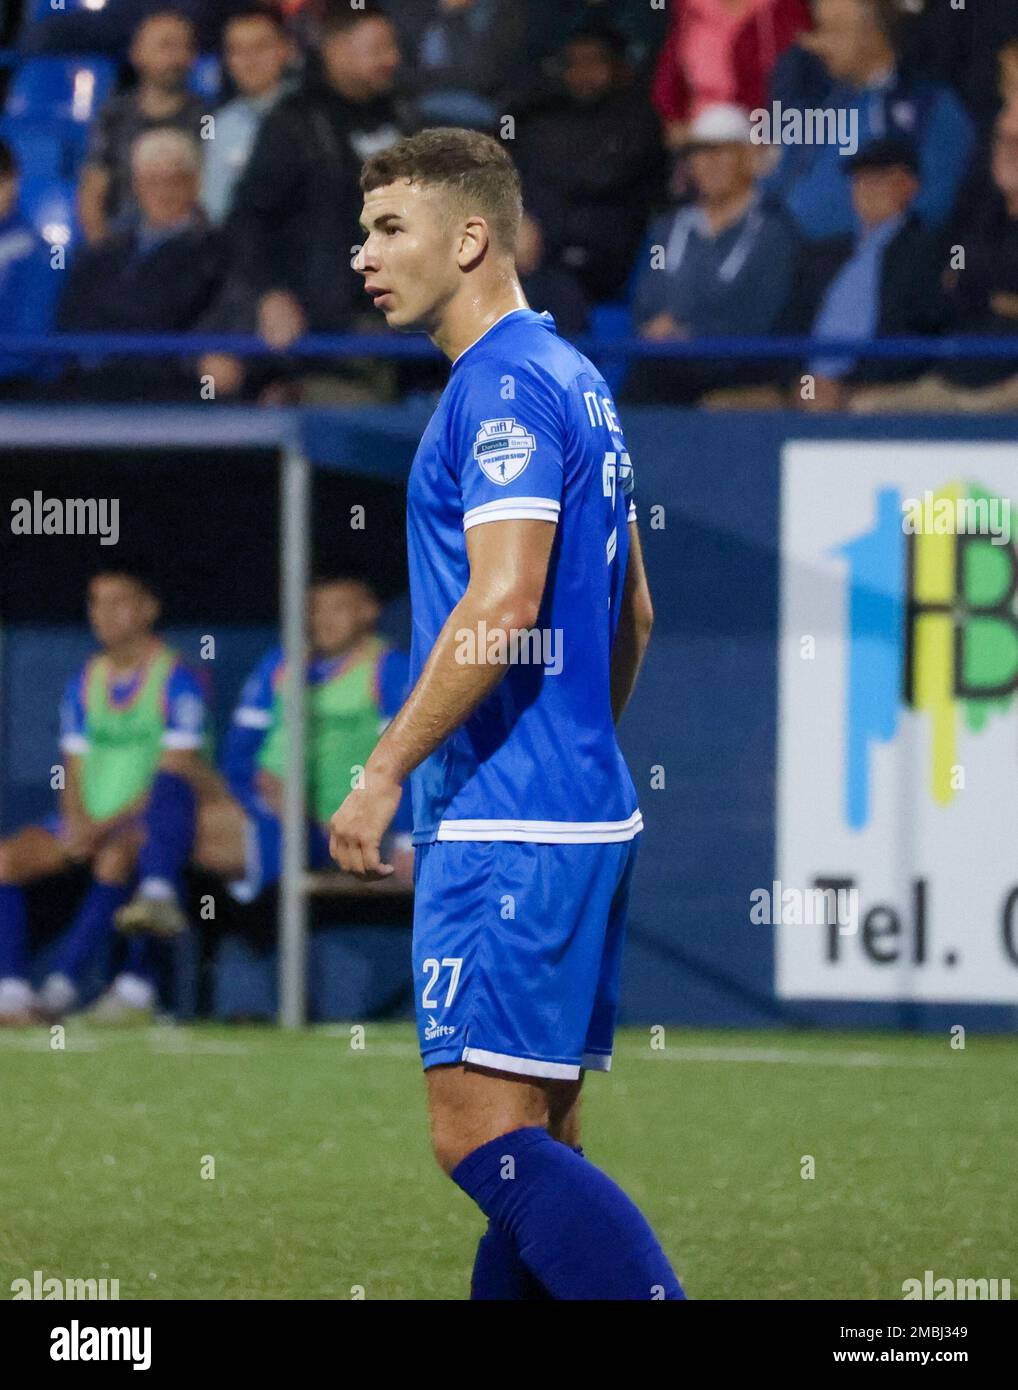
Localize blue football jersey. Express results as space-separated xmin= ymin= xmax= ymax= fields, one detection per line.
xmin=406 ymin=308 xmax=641 ymax=845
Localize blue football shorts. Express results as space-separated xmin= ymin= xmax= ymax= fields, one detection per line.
xmin=412 ymin=836 xmax=639 ymax=1080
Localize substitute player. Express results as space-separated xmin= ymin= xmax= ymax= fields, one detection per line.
xmin=191 ymin=575 xmax=412 ymax=900
xmin=329 ymin=129 xmax=684 ymax=1300
xmin=0 ymin=570 xmax=208 ymax=1025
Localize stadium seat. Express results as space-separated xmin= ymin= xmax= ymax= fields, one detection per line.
xmin=5 ymin=54 xmax=117 ymax=127
xmin=17 ymin=173 xmax=76 ymax=249
xmin=188 ymin=54 xmax=221 ymax=102
xmin=0 ymin=116 xmax=67 ymax=181
xmin=24 ymin=0 xmax=98 ymax=21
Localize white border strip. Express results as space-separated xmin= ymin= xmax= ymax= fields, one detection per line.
xmin=463 ymin=497 xmax=561 ymax=531
xmin=436 ymin=810 xmax=643 ymax=843
xmin=234 ymin=707 xmax=272 ymax=729
xmin=161 ymin=732 xmax=204 ymax=750
xmin=461 ymin=1046 xmax=580 ymax=1080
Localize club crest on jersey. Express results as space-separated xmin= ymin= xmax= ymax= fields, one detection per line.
xmin=472 ymin=419 xmax=536 ymax=485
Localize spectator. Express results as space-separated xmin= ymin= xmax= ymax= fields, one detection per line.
xmin=652 ymin=0 xmax=812 ymax=149
xmin=24 ymin=0 xmax=277 ymax=58
xmin=0 ymin=140 xmax=61 ymax=393
xmin=408 ymin=0 xmax=527 ymax=131
xmin=895 ymin=0 xmax=1018 ymax=138
xmin=767 ymin=0 xmax=975 ymax=241
xmin=520 ymin=0 xmax=669 ymax=88
xmin=202 ymin=8 xmax=295 ymax=224
xmin=852 ymin=107 xmax=1018 ymax=413
xmin=515 ymin=212 xmax=589 ymax=340
xmin=78 ymin=10 xmax=207 ymax=245
xmin=790 ymin=139 xmax=942 ymax=412
xmin=229 ymin=0 xmax=403 ymax=349
xmin=57 ymin=130 xmax=228 ymax=401
xmin=516 ymin=21 xmax=666 ymax=304
xmin=626 ymin=104 xmax=797 ymax=404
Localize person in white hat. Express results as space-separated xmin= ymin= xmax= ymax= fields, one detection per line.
xmin=627 ymin=102 xmax=797 ymax=403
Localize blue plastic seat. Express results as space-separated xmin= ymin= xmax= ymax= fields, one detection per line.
xmin=5 ymin=55 xmax=117 ymax=126
xmin=188 ymin=54 xmax=221 ymax=102
xmin=0 ymin=116 xmax=67 ymax=181
xmin=24 ymin=0 xmax=100 ymax=20
xmin=17 ymin=175 xmax=77 ymax=250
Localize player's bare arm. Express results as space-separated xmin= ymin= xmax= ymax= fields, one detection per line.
xmin=610 ymin=521 xmax=654 ymax=724
xmin=329 ymin=516 xmax=556 ymax=879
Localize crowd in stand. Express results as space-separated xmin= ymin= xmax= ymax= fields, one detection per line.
xmin=0 ymin=0 xmax=1017 ymax=409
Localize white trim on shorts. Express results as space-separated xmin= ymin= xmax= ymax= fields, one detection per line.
xmin=435 ymin=810 xmax=643 ymax=843
xmin=458 ymin=1046 xmax=614 ymax=1080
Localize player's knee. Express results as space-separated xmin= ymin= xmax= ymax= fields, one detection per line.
xmin=93 ymin=837 xmax=138 ymax=884
xmin=429 ymin=1120 xmax=467 ymax=1177
xmin=194 ymin=801 xmax=243 ymax=877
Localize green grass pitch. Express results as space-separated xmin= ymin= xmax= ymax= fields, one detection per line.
xmin=1 ymin=1023 xmax=1014 ymax=1300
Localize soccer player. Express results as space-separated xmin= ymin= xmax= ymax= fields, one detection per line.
xmin=0 ymin=571 xmax=208 ymax=1025
xmin=328 ymin=129 xmax=684 ymax=1300
xmin=190 ymin=576 xmax=412 ymax=900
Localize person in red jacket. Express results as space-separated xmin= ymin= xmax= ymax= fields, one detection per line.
xmin=652 ymin=0 xmax=812 ymax=148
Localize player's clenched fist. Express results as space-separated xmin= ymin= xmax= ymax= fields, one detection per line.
xmin=328 ymin=774 xmax=403 ymax=880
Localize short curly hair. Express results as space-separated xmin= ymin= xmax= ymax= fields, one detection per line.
xmin=360 ymin=127 xmax=523 ymax=253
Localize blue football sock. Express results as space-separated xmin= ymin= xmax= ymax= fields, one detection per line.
xmin=49 ymin=882 xmax=128 ymax=982
xmin=453 ymin=1126 xmax=686 ymax=1301
xmin=123 ymin=934 xmax=157 ymax=986
xmin=471 ymin=1220 xmax=551 ymax=1300
xmin=0 ymin=884 xmax=30 ymax=979
xmin=137 ymin=772 xmax=196 ymax=891
xmin=470 ymin=1139 xmax=587 ymax=1299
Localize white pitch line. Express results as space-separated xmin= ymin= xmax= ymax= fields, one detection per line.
xmin=634 ymin=1046 xmax=949 ymax=1069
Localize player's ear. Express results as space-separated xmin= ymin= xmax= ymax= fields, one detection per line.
xmin=456 ymin=216 xmax=489 ymax=270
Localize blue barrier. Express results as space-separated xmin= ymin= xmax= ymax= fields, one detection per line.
xmin=1 ymin=332 xmax=1018 ymax=361
xmin=3 ymin=405 xmax=1017 ymax=1033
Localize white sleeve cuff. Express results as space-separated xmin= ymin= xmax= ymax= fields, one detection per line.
xmin=60 ymin=735 xmax=88 ymax=755
xmin=161 ymin=732 xmax=204 ymax=750
xmin=463 ymin=497 xmax=561 ymax=530
xmin=234 ymin=707 xmax=272 ymax=729
xmin=627 ymin=500 xmax=636 ymax=522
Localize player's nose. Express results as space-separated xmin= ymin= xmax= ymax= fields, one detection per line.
xmin=353 ymin=239 xmax=377 ymax=275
